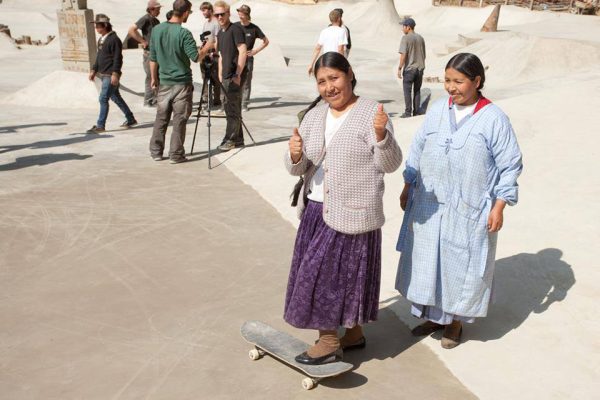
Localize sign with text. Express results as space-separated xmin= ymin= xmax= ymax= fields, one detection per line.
xmin=57 ymin=9 xmax=96 ymax=72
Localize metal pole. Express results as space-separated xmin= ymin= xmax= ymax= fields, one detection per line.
xmin=208 ymin=80 xmax=212 ymax=169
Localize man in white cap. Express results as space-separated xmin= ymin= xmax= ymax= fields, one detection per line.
xmin=128 ymin=0 xmax=162 ymax=107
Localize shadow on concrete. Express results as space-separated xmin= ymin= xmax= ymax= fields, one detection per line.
xmin=266 ymin=358 xmax=368 ymax=389
xmin=203 ymin=136 xmax=291 ymax=169
xmin=382 ymin=249 xmax=573 ymax=345
xmin=468 ymin=248 xmax=575 ymax=342
xmin=0 ymin=134 xmax=112 ymax=155
xmin=0 ymin=122 xmax=68 ymax=134
xmin=325 ymin=307 xmax=424 ymax=389
xmin=250 ymin=97 xmax=281 ymax=103
xmin=250 ymin=101 xmax=311 ymax=111
xmin=0 ymin=153 xmax=93 ymax=171
xmin=119 ymin=84 xmax=144 ymax=97
xmin=417 ymin=88 xmax=432 ymax=115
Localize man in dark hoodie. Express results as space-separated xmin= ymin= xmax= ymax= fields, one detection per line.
xmin=87 ymin=14 xmax=137 ymax=133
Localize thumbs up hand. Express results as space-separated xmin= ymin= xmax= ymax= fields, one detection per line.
xmin=289 ymin=128 xmax=303 ymax=164
xmin=373 ymin=104 xmax=388 ymax=142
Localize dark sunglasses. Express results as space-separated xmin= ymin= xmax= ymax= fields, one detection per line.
xmin=214 ymin=12 xmax=227 ymax=17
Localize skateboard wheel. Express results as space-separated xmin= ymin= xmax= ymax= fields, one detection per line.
xmin=302 ymin=378 xmax=316 ymax=390
xmin=249 ymin=349 xmax=261 ymax=360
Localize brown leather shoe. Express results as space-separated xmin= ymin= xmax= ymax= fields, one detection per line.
xmin=441 ymin=322 xmax=463 ymax=349
xmin=411 ymin=321 xmax=444 ymax=336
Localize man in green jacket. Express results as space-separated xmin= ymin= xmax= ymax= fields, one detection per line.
xmin=149 ymin=0 xmax=199 ymax=164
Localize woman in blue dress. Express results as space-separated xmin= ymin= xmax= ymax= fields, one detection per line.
xmin=395 ymin=53 xmax=523 ymax=348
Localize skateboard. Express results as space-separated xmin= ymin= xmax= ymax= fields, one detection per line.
xmin=241 ymin=320 xmax=353 ymax=390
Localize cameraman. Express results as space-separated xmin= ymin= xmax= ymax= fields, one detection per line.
xmin=199 ymin=2 xmax=222 ymax=112
xmin=214 ymin=0 xmax=247 ymax=151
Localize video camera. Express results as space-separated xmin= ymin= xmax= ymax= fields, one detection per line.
xmin=199 ymin=30 xmax=218 ymax=72
xmin=199 ymin=30 xmax=212 ymax=44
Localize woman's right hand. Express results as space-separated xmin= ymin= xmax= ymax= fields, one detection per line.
xmin=400 ymin=184 xmax=410 ymax=211
xmin=289 ymin=128 xmax=303 ymax=164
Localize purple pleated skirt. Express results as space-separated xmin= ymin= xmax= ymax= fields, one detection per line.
xmin=284 ymin=200 xmax=382 ymax=330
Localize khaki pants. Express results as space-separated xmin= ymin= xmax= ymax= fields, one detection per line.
xmin=149 ymin=84 xmax=193 ymax=160
xmin=142 ymin=51 xmax=156 ymax=105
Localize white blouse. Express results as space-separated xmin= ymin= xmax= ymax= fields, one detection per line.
xmin=307 ymin=108 xmax=350 ymax=202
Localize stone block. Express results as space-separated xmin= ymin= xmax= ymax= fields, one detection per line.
xmin=57 ymin=9 xmax=97 ymax=72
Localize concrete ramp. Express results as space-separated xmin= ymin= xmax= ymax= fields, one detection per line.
xmin=1 ymin=70 xmax=99 ymax=109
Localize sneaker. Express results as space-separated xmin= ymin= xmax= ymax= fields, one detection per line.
xmin=120 ymin=119 xmax=138 ymax=128
xmin=143 ymin=103 xmax=156 ymax=108
xmin=152 ymin=155 xmax=163 ymax=161
xmin=234 ymin=142 xmax=245 ymax=148
xmin=86 ymin=125 xmax=105 ymax=134
xmin=169 ymin=157 xmax=188 ymax=164
xmin=242 ymin=105 xmax=249 ymax=112
xmin=212 ymin=107 xmax=225 ymax=116
xmin=218 ymin=141 xmax=235 ymax=151
xmin=400 ymin=112 xmax=412 ymax=118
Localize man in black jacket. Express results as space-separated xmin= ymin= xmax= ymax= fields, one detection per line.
xmin=87 ymin=14 xmax=137 ymax=134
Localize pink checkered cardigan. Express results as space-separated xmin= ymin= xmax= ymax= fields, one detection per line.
xmin=285 ymin=97 xmax=403 ymax=234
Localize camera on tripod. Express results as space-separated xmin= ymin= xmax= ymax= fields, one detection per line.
xmin=199 ymin=31 xmax=217 ymax=71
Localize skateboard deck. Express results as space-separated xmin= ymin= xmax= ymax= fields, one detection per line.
xmin=241 ymin=320 xmax=353 ymax=390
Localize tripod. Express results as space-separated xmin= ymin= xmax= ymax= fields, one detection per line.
xmin=190 ymin=59 xmax=256 ymax=169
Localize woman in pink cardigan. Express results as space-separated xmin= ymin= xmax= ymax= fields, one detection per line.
xmin=284 ymin=52 xmax=403 ymax=365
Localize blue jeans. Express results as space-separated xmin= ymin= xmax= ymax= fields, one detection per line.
xmin=97 ymin=75 xmax=135 ymax=128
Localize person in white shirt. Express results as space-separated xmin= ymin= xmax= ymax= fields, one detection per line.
xmin=307 ymin=9 xmax=348 ymax=76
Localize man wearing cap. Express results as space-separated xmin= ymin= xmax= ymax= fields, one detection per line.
xmin=214 ymin=0 xmax=247 ymax=151
xmin=87 ymin=14 xmax=137 ymax=134
xmin=234 ymin=4 xmax=269 ymax=112
xmin=128 ymin=0 xmax=162 ymax=107
xmin=398 ymin=17 xmax=426 ymax=118
xmin=308 ymin=9 xmax=347 ymax=76
xmin=149 ymin=0 xmax=199 ymax=164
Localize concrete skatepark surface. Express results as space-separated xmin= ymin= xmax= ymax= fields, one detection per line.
xmin=0 ymin=109 xmax=475 ymax=399
xmin=1 ymin=0 xmax=599 ymax=398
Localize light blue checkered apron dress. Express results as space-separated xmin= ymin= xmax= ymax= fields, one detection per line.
xmin=395 ymin=96 xmax=523 ymax=321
